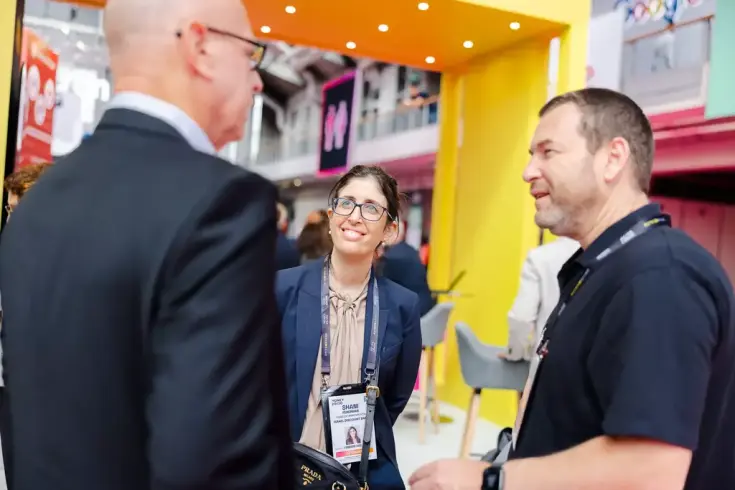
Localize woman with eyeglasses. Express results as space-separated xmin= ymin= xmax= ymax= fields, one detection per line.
xmin=276 ymin=165 xmax=422 ymax=489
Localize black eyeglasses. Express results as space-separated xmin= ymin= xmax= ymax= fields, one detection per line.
xmin=332 ymin=197 xmax=390 ymax=222
xmin=175 ymin=25 xmax=267 ymax=70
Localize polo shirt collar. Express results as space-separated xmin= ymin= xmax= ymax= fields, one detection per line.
xmin=557 ymin=203 xmax=664 ymax=286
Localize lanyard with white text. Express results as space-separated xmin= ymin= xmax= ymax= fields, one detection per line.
xmin=320 ymin=256 xmax=380 ymax=388
xmin=536 ymin=215 xmax=671 ymax=358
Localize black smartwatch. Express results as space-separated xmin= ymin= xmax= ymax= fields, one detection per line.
xmin=482 ymin=463 xmax=504 ymax=490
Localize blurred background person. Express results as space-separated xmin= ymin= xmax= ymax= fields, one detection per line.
xmin=305 ymin=208 xmax=329 ymax=225
xmin=502 ymin=236 xmax=579 ymax=362
xmin=402 ymin=75 xmax=438 ymax=125
xmin=276 ymin=202 xmax=300 ymax=270
xmin=296 ymin=214 xmax=331 ymax=264
xmin=380 ymin=218 xmax=435 ymax=317
xmin=0 ymin=0 xmax=293 ymax=488
xmin=3 ymin=162 xmax=52 ymax=218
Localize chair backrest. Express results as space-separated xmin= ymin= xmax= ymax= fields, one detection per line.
xmin=455 ymin=322 xmax=530 ymax=391
xmin=420 ymin=302 xmax=455 ymax=347
xmin=454 ymin=321 xmax=483 ymax=384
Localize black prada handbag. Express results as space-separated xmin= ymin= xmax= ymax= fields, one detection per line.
xmin=293 ymin=442 xmax=361 ymax=489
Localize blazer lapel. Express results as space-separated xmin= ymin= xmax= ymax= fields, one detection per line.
xmin=362 ymin=274 xmax=389 ymax=379
xmin=294 ymin=265 xmax=323 ymax=437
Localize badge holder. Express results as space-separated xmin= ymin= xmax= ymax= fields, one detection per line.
xmin=321 ymin=380 xmax=379 ymax=490
xmin=319 ymin=257 xmax=382 ymax=490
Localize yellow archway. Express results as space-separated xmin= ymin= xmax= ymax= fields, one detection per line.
xmin=1 ymin=0 xmax=589 ymax=426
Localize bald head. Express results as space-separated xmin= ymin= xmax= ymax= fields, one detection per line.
xmin=104 ymin=0 xmax=262 ymax=150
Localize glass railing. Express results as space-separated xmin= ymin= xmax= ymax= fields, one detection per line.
xmin=357 ymin=100 xmax=439 ymax=142
xmin=253 ymin=98 xmax=441 ymax=165
xmin=255 ymin=132 xmax=320 ymax=165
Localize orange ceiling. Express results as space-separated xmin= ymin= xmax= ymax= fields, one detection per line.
xmin=53 ymin=0 xmax=565 ymax=70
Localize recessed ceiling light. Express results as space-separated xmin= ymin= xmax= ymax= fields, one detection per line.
xmin=346 ymin=41 xmax=357 ymax=49
xmin=260 ymin=26 xmax=272 ymax=34
xmin=378 ymin=24 xmax=389 ymax=32
xmin=418 ymin=2 xmax=429 ymax=10
xmin=463 ymin=40 xmax=474 ymax=48
xmin=510 ymin=21 xmax=521 ymax=30
xmin=425 ymin=56 xmax=435 ymax=64
xmin=285 ymin=5 xmax=296 ymax=14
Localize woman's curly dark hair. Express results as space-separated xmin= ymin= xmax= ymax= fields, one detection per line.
xmin=4 ymin=162 xmax=52 ymax=198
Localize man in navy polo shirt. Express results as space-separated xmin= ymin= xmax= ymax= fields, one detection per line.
xmin=409 ymin=88 xmax=735 ymax=490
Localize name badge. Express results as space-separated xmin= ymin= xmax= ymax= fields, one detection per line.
xmin=321 ymin=383 xmax=378 ymax=465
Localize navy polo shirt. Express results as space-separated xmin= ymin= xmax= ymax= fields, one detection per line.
xmin=511 ymin=204 xmax=735 ymax=490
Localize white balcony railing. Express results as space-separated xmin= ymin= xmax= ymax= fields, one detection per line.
xmin=251 ymin=102 xmax=439 ymax=167
xmin=357 ymin=101 xmax=439 ymax=141
xmin=621 ymin=16 xmax=711 ymax=113
xmin=247 ymin=102 xmax=439 ymax=181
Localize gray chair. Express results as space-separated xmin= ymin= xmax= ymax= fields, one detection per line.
xmin=417 ymin=302 xmax=454 ymax=443
xmin=455 ymin=322 xmax=530 ymax=458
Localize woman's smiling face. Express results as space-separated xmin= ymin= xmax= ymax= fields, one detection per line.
xmin=329 ymin=176 xmax=395 ymax=257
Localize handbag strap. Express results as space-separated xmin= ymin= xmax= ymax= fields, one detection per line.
xmin=358 ymin=366 xmax=380 ymax=489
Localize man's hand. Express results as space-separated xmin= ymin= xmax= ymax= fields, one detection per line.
xmin=408 ymin=459 xmax=489 ymax=489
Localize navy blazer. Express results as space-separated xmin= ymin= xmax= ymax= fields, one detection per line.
xmin=276 ymin=259 xmax=423 ymax=489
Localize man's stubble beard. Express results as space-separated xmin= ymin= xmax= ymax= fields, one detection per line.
xmin=536 ymin=159 xmax=598 ymax=238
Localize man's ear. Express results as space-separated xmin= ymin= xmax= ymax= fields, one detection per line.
xmin=603 ymin=136 xmax=631 ymax=184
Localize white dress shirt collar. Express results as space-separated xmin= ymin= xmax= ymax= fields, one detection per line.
xmin=106 ymin=92 xmax=216 ymax=155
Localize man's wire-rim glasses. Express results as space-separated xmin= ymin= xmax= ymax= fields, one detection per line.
xmin=175 ymin=25 xmax=267 ymax=70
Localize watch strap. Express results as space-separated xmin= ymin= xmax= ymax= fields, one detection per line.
xmin=482 ymin=464 xmax=503 ymax=490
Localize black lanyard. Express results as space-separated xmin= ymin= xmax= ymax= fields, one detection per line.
xmin=536 ymin=215 xmax=670 ymax=358
xmin=320 ymin=257 xmax=380 ymax=387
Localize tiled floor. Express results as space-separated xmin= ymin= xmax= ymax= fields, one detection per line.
xmin=394 ymin=397 xmax=502 ymax=484
xmin=0 ymin=398 xmax=499 ymax=490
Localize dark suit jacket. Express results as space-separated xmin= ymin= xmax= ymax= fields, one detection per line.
xmin=381 ymin=242 xmax=435 ymax=317
xmin=276 ymin=232 xmax=300 ymax=270
xmin=276 ymin=260 xmax=422 ymax=489
xmin=0 ymin=109 xmax=293 ymax=490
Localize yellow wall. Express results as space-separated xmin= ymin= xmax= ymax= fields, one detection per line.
xmin=435 ymin=38 xmax=551 ymax=428
xmin=426 ymin=72 xmax=462 ymax=384
xmin=0 ymin=0 xmax=21 ymax=230
xmin=430 ymin=12 xmax=588 ymax=428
